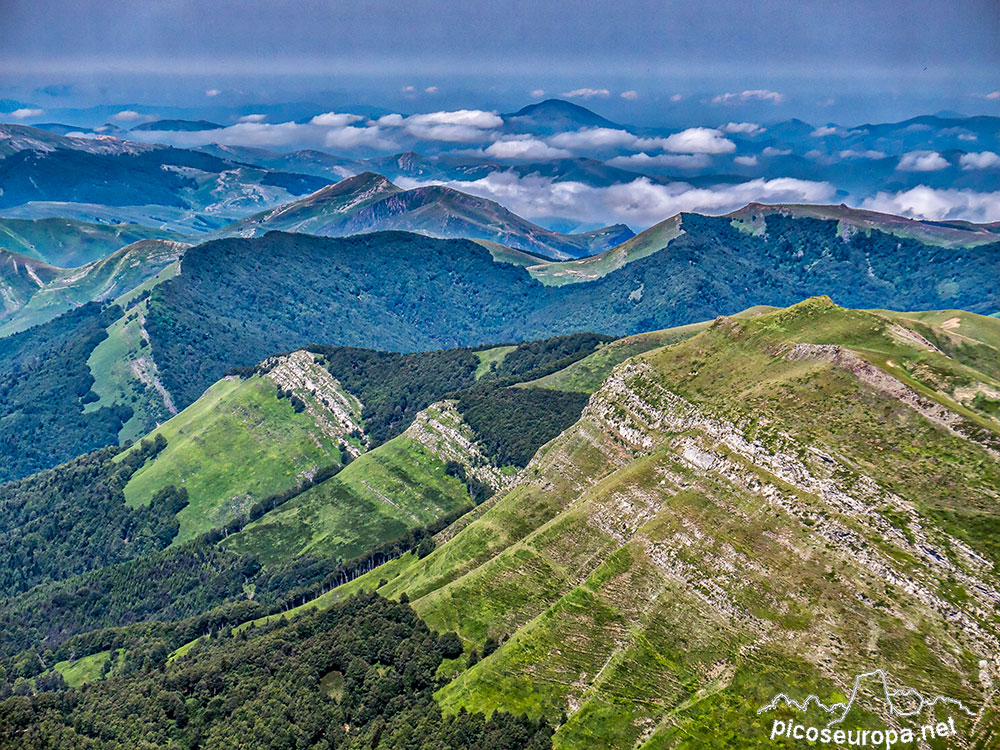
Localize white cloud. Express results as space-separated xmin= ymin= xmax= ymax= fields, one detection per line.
xmin=8 ymin=108 xmax=43 ymax=119
xmin=310 ymin=112 xmax=364 ymax=127
xmin=401 ymin=85 xmax=416 ymax=93
xmin=608 ymin=153 xmax=712 ymax=169
xmin=838 ymin=149 xmax=886 ymax=160
xmin=530 ymin=89 xmax=546 ymax=99
xmin=810 ymin=125 xmax=840 ymax=137
xmin=959 ymin=151 xmax=1000 ymax=170
xmin=980 ymin=91 xmax=1000 ymax=100
xmin=125 ymin=118 xmax=398 ymax=151
xmin=237 ymin=114 xmax=267 ymax=123
xmin=395 ymin=172 xmax=834 ymax=229
xmin=482 ymin=136 xmax=571 ymax=160
xmin=896 ymin=150 xmax=950 ymax=172
xmin=561 ymin=88 xmax=611 ymax=99
xmin=721 ymin=122 xmax=764 ymax=136
xmin=548 ymin=127 xmax=654 ymax=151
xmin=205 ymin=89 xmax=221 ymax=97
xmin=663 ymin=127 xmax=735 ymax=154
xmin=712 ymin=89 xmax=784 ymax=105
xmin=734 ymin=155 xmax=758 ymax=167
xmin=112 ymin=109 xmax=148 ymax=122
xmin=762 ymin=147 xmax=792 ymax=157
xmin=670 ymin=93 xmax=683 ymax=102
xmin=425 ymin=86 xmax=439 ymax=94
xmin=377 ymin=109 xmax=503 ymax=142
xmin=958 ymin=133 xmax=977 ymax=142
xmin=620 ymin=90 xmax=639 ymax=100
xmin=548 ymin=126 xmax=732 ymax=155
xmin=862 ymin=186 xmax=1000 ymax=223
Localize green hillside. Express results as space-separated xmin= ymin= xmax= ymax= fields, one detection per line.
xmin=262 ymin=299 xmax=1000 ymax=748
xmin=122 ymin=352 xmax=363 ymax=543
xmin=0 ymin=217 xmax=183 ymax=267
xmin=0 ymin=239 xmax=189 ymax=336
xmin=144 ymin=218 xmax=1000 ymax=415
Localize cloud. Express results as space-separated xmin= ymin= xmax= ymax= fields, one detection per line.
xmin=721 ymin=122 xmax=764 ymax=136
xmin=838 ymin=149 xmax=886 ymax=160
xmin=620 ymin=90 xmax=639 ymax=100
xmin=379 ymin=109 xmax=503 ymax=142
xmin=979 ymin=91 xmax=1000 ymax=100
xmin=394 ymin=172 xmax=834 ymax=228
xmin=112 ymin=109 xmax=148 ymax=122
xmin=810 ymin=125 xmax=840 ymax=137
xmin=561 ymin=88 xmax=610 ymax=99
xmin=733 ymin=155 xmax=758 ymax=166
xmin=663 ymin=127 xmax=735 ymax=154
xmin=608 ymin=153 xmax=712 ymax=169
xmin=425 ymin=86 xmax=439 ymax=94
xmin=310 ymin=112 xmax=364 ymax=127
xmin=205 ymin=89 xmax=221 ymax=97
xmin=762 ymin=147 xmax=792 ymax=157
xmin=959 ymin=151 xmax=1000 ymax=170
xmin=126 ymin=117 xmax=398 ymax=151
xmin=548 ymin=127 xmax=654 ymax=151
xmin=530 ymin=89 xmax=546 ymax=99
xmin=712 ymin=89 xmax=784 ymax=105
xmin=862 ymin=186 xmax=1000 ymax=223
xmin=8 ymin=108 xmax=43 ymax=118
xmin=896 ymin=150 xmax=950 ymax=172
xmin=482 ymin=136 xmax=570 ymax=160
xmin=670 ymin=93 xmax=684 ymax=102
xmin=401 ymin=85 xmax=416 ymax=93
xmin=237 ymin=114 xmax=267 ymax=123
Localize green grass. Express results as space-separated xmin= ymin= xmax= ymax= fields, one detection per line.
xmin=122 ymin=375 xmax=344 ymax=543
xmin=525 ymin=215 xmax=683 ymax=286
xmin=52 ymin=649 xmax=122 ymax=687
xmin=223 ymin=436 xmax=473 ymax=564
xmin=474 ymin=345 xmax=517 ymax=380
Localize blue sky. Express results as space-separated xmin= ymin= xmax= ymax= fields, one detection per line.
xmin=1 ymin=0 xmax=998 ymax=125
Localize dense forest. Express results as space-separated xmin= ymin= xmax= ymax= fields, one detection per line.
xmin=0 ymin=593 xmax=554 ymax=749
xmin=145 ymin=219 xmax=1000 ymax=415
xmin=0 ymin=435 xmax=182 ymax=598
xmin=0 ymin=302 xmax=131 ymax=482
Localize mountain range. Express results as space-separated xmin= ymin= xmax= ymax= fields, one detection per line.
xmin=0 ymin=115 xmax=998 ymax=748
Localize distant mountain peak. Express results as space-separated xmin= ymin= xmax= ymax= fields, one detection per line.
xmin=503 ymin=98 xmax=620 ymax=132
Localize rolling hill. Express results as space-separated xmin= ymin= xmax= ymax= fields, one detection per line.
xmin=235 ymin=298 xmax=1000 ymax=748
xmin=212 ymin=172 xmax=635 ymax=260
xmin=4 ymin=299 xmax=998 ymax=747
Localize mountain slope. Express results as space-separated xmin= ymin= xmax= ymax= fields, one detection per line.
xmin=0 ymin=124 xmax=334 ymax=233
xmin=0 ymin=250 xmax=61 ymax=318
xmin=287 ymin=298 xmax=1000 ymax=748
xmin=214 ymin=172 xmax=634 ymax=260
xmin=0 ymin=216 xmax=183 ymax=267
xmin=143 ymin=216 xmax=1000 ymax=415
xmin=0 ymin=239 xmax=190 ymax=336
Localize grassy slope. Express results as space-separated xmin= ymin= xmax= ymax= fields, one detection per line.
xmin=223 ymin=434 xmax=474 ymax=565
xmin=0 ymin=217 xmax=183 ymax=267
xmin=0 ymin=240 xmax=189 ymax=336
xmin=267 ymin=299 xmax=1000 ymax=748
xmin=525 ymin=214 xmax=684 ymax=287
xmin=122 ymin=375 xmax=344 ymax=544
xmin=524 ymin=306 xmax=778 ymax=393
xmin=474 ymin=345 xmax=517 ymax=380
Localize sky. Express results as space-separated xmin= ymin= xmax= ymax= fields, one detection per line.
xmin=1 ymin=0 xmax=998 ymax=125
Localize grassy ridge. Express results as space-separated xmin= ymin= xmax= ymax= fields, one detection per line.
xmin=224 ymin=435 xmax=474 ymax=565
xmin=123 ymin=375 xmax=345 ymax=543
